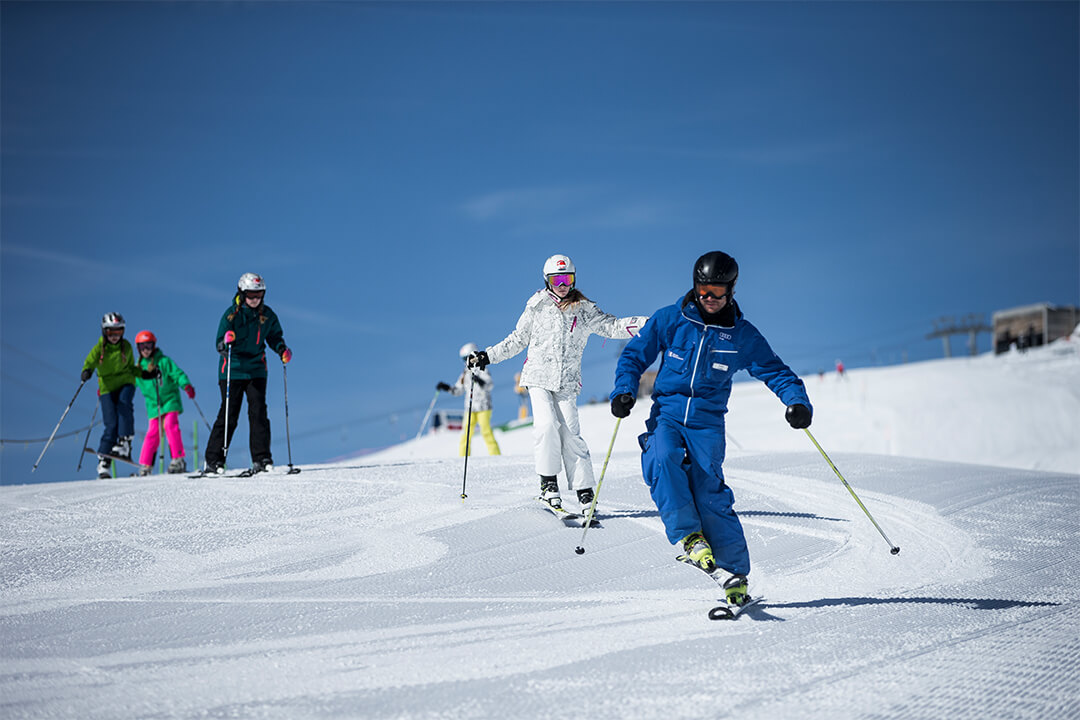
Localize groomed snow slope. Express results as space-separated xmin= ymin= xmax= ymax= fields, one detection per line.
xmin=1 ymin=341 xmax=1077 ymax=719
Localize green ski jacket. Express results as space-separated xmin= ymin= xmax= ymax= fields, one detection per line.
xmin=82 ymin=338 xmax=137 ymax=394
xmin=136 ymin=349 xmax=192 ymax=418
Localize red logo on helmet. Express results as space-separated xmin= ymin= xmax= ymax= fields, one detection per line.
xmin=556 ymin=260 xmax=566 ymax=269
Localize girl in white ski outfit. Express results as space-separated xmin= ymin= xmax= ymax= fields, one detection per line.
xmin=468 ymin=254 xmax=649 ymax=514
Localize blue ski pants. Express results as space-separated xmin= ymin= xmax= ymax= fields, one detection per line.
xmin=97 ymin=383 xmax=135 ymax=454
xmin=639 ymin=416 xmax=750 ymax=576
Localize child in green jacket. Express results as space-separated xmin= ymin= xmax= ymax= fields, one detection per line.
xmin=81 ymin=312 xmax=138 ymax=478
xmin=134 ymin=330 xmax=197 ymax=475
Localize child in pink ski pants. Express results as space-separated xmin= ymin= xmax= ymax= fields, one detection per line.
xmin=133 ymin=330 xmax=196 ymax=474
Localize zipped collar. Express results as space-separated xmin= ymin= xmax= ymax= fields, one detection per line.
xmin=679 ymin=291 xmax=740 ymax=329
xmin=678 ymin=293 xmax=740 ymax=425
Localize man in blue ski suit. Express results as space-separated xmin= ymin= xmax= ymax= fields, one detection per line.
xmin=609 ymin=251 xmax=812 ymax=607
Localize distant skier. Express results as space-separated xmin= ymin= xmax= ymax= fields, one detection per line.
xmin=609 ymin=251 xmax=812 ymax=610
xmin=204 ymin=273 xmax=291 ymax=475
xmin=81 ymin=313 xmax=139 ymax=478
xmin=133 ymin=330 xmax=196 ymax=475
xmin=467 ymin=254 xmax=649 ymax=516
xmin=835 ymin=359 xmax=846 ymax=379
xmin=437 ymin=343 xmax=501 ymax=457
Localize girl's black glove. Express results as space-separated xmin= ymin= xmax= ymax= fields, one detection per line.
xmin=467 ymin=351 xmax=490 ymax=370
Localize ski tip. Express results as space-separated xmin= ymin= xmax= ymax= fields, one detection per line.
xmin=708 ymin=606 xmax=734 ymax=621
xmin=708 ymin=596 xmax=763 ymax=621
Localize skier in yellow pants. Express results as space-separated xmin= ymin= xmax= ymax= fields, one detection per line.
xmin=437 ymin=343 xmax=501 ymax=457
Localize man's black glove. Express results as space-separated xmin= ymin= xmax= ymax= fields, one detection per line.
xmin=80 ymin=369 xmax=93 ymax=382
xmin=436 ymin=382 xmax=451 ymax=392
xmin=471 ymin=375 xmax=487 ymax=387
xmin=467 ymin=350 xmax=490 ymax=370
xmin=785 ymin=403 xmax=812 ymax=429
xmin=611 ymin=393 xmax=636 ymax=418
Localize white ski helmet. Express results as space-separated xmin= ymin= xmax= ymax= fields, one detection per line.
xmin=543 ymin=254 xmax=575 ymax=277
xmin=459 ymin=342 xmax=479 ymax=359
xmin=238 ymin=272 xmax=266 ymax=293
xmin=101 ymin=312 xmax=126 ymax=331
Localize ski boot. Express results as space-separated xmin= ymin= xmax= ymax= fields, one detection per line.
xmin=111 ymin=436 xmax=133 ymax=462
xmin=168 ymin=457 xmax=187 ymax=474
xmin=577 ymin=488 xmax=595 ymax=518
xmin=680 ymin=531 xmax=716 ymax=573
xmin=252 ymin=458 xmax=274 ymax=474
xmin=138 ymin=464 xmax=153 ymax=477
xmin=96 ymin=456 xmax=112 ymax=479
xmin=722 ymin=574 xmax=750 ymax=607
xmin=205 ymin=461 xmax=226 ymax=476
xmin=539 ymin=475 xmax=562 ymax=509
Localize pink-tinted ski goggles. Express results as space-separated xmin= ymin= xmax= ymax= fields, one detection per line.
xmin=547 ymin=273 xmax=575 ymax=287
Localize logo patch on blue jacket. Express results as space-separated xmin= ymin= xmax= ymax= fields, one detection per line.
xmin=712 ymin=363 xmax=729 ymax=372
xmin=667 ymin=350 xmax=685 ymax=361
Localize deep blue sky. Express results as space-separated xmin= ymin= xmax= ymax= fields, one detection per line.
xmin=2 ymin=1 xmax=1077 ymax=485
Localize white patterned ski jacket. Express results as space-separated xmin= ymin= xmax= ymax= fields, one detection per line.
xmin=447 ymin=368 xmax=494 ymax=412
xmin=486 ymin=289 xmax=649 ymax=396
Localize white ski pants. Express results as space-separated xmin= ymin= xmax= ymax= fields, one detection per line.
xmin=528 ymin=387 xmax=594 ymax=491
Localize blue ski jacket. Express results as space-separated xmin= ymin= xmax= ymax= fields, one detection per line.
xmin=611 ymin=294 xmax=811 ymax=432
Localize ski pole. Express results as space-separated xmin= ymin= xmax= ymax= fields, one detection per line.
xmin=803 ymin=428 xmax=900 ymax=555
xmin=33 ymin=379 xmax=87 ymax=472
xmin=155 ymin=377 xmax=165 ymax=473
xmin=76 ymin=401 xmax=99 ymax=472
xmin=282 ymin=363 xmax=300 ymax=474
xmin=575 ymin=417 xmax=621 ymax=555
xmin=190 ymin=396 xmax=213 ymax=431
xmin=460 ymin=371 xmax=477 ymax=500
xmin=222 ymin=344 xmax=233 ymax=466
xmin=416 ymin=390 xmax=440 ymax=440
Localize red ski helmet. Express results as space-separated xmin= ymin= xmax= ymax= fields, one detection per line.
xmin=135 ymin=330 xmax=157 ymax=345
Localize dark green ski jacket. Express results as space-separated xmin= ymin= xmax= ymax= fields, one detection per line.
xmin=214 ymin=298 xmax=286 ymax=380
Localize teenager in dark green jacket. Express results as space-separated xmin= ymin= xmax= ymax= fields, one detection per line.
xmin=81 ymin=312 xmax=138 ymax=478
xmin=204 ymin=273 xmax=292 ymax=474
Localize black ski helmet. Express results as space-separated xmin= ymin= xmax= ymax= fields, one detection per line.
xmin=693 ymin=251 xmax=738 ymax=291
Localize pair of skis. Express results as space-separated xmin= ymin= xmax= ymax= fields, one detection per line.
xmin=83 ymin=448 xmax=141 ymax=478
xmin=536 ymin=497 xmax=760 ymax=620
xmin=676 ymin=554 xmax=764 ymax=620
xmin=188 ymin=465 xmax=302 ymax=479
xmin=535 ymin=496 xmax=601 ymax=529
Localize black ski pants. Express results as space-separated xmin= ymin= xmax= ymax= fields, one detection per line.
xmin=206 ymin=377 xmax=271 ymax=467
